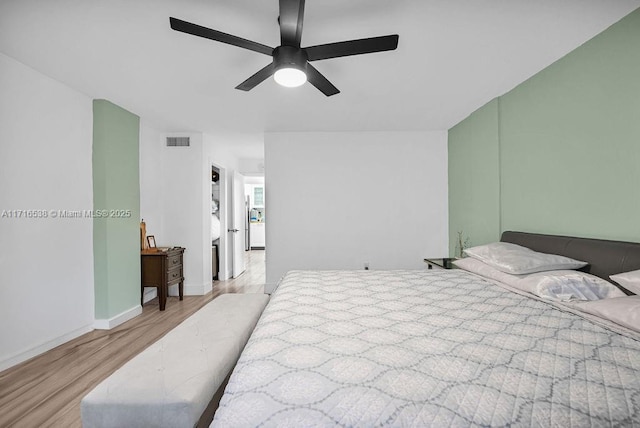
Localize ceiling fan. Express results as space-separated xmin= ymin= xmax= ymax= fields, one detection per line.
xmin=169 ymin=0 xmax=399 ymax=96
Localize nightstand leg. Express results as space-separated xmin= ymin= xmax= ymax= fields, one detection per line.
xmin=159 ymin=285 xmax=166 ymax=311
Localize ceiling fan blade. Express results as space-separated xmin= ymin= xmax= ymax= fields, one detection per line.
xmin=305 ymin=35 xmax=399 ymax=61
xmin=279 ymin=0 xmax=305 ymax=47
xmin=170 ymin=17 xmax=273 ymax=56
xmin=235 ymin=63 xmax=275 ymax=91
xmin=306 ymin=63 xmax=339 ymax=97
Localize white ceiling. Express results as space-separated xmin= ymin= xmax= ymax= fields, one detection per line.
xmin=1 ymin=0 xmax=638 ymax=157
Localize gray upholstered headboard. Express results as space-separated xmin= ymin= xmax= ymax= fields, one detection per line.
xmin=500 ymin=231 xmax=640 ymax=287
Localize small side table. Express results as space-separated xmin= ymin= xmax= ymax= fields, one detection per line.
xmin=141 ymin=247 xmax=185 ymax=310
xmin=424 ymin=258 xmax=456 ymax=270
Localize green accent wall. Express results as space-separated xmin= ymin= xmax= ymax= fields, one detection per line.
xmin=448 ymin=8 xmax=640 ymax=252
xmin=448 ymin=99 xmax=501 ymax=256
xmin=93 ymin=99 xmax=141 ymax=319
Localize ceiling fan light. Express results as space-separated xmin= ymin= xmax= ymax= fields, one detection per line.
xmin=274 ymin=67 xmax=307 ymax=88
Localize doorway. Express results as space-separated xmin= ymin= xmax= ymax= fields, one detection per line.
xmin=244 ymin=176 xmax=265 ymax=251
xmin=209 ymin=165 xmax=262 ymax=282
xmin=211 ymin=165 xmax=222 ymax=281
xmin=231 ymin=172 xmax=247 ymax=278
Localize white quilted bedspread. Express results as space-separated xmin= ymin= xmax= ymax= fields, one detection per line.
xmin=212 ymin=270 xmax=640 ymax=427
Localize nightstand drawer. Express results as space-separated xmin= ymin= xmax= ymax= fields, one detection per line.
xmin=167 ymin=267 xmax=183 ymax=285
xmin=167 ymin=253 xmax=182 ymax=269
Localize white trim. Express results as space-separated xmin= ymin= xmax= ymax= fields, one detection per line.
xmin=182 ymin=281 xmax=213 ymax=296
xmin=94 ymin=305 xmax=142 ymax=330
xmin=217 ymin=271 xmax=231 ymax=281
xmin=142 ymin=287 xmax=158 ymax=304
xmin=0 ymin=324 xmax=94 ymax=372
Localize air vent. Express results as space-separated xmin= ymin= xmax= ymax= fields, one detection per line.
xmin=166 ymin=137 xmax=190 ymax=147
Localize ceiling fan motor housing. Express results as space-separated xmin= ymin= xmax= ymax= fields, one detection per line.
xmin=273 ymin=46 xmax=308 ymax=73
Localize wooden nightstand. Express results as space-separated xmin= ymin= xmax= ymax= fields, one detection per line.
xmin=423 ymin=258 xmax=456 ymax=270
xmin=141 ymin=247 xmax=185 ymax=310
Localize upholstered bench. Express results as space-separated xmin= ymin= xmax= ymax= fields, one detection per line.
xmin=81 ymin=293 xmax=269 ymax=428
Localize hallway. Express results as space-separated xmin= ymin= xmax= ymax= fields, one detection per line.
xmin=212 ymin=249 xmax=265 ymax=297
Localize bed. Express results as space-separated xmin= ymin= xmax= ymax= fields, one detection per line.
xmin=212 ymin=232 xmax=640 ymax=427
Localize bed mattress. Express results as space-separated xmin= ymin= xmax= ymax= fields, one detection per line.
xmin=212 ymin=270 xmax=640 ymax=427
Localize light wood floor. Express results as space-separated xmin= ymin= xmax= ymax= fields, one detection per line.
xmin=0 ymin=250 xmax=266 ymax=428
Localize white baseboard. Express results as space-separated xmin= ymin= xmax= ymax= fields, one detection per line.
xmin=94 ymin=305 xmax=142 ymax=330
xmin=144 ymin=283 xmax=212 ymax=299
xmin=142 ymin=287 xmax=157 ymax=303
xmin=178 ymin=282 xmax=213 ymax=296
xmin=0 ymin=324 xmax=94 ymax=372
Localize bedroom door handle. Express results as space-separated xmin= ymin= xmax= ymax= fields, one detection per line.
xmin=228 ymin=228 xmax=239 ymax=233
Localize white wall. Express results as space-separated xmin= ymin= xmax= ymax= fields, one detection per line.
xmin=238 ymin=158 xmax=265 ymax=176
xmin=244 ymin=176 xmax=265 ymax=186
xmin=0 ymin=52 xmax=94 ymax=370
xmin=139 ymin=122 xmax=164 ymax=242
xmin=144 ymin=132 xmax=213 ymax=295
xmin=265 ymin=131 xmax=448 ymax=293
xmin=139 ymin=131 xmax=244 ymax=293
xmin=138 ymin=121 xmax=165 ymax=302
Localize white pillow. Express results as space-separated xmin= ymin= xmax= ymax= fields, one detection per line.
xmin=517 ymin=270 xmax=625 ymax=302
xmin=573 ymin=296 xmax=640 ymax=333
xmin=453 ymin=257 xmax=524 ymax=287
xmin=463 ymin=242 xmax=587 ymax=274
xmin=610 ymin=269 xmax=640 ymax=295
xmin=454 ymin=258 xmax=624 ymax=302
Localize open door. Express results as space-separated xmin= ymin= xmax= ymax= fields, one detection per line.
xmin=230 ymin=172 xmax=247 ymax=278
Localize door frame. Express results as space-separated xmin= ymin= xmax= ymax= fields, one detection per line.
xmin=210 ymin=161 xmax=229 ymax=281
xmin=231 ymin=171 xmax=247 ymax=278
